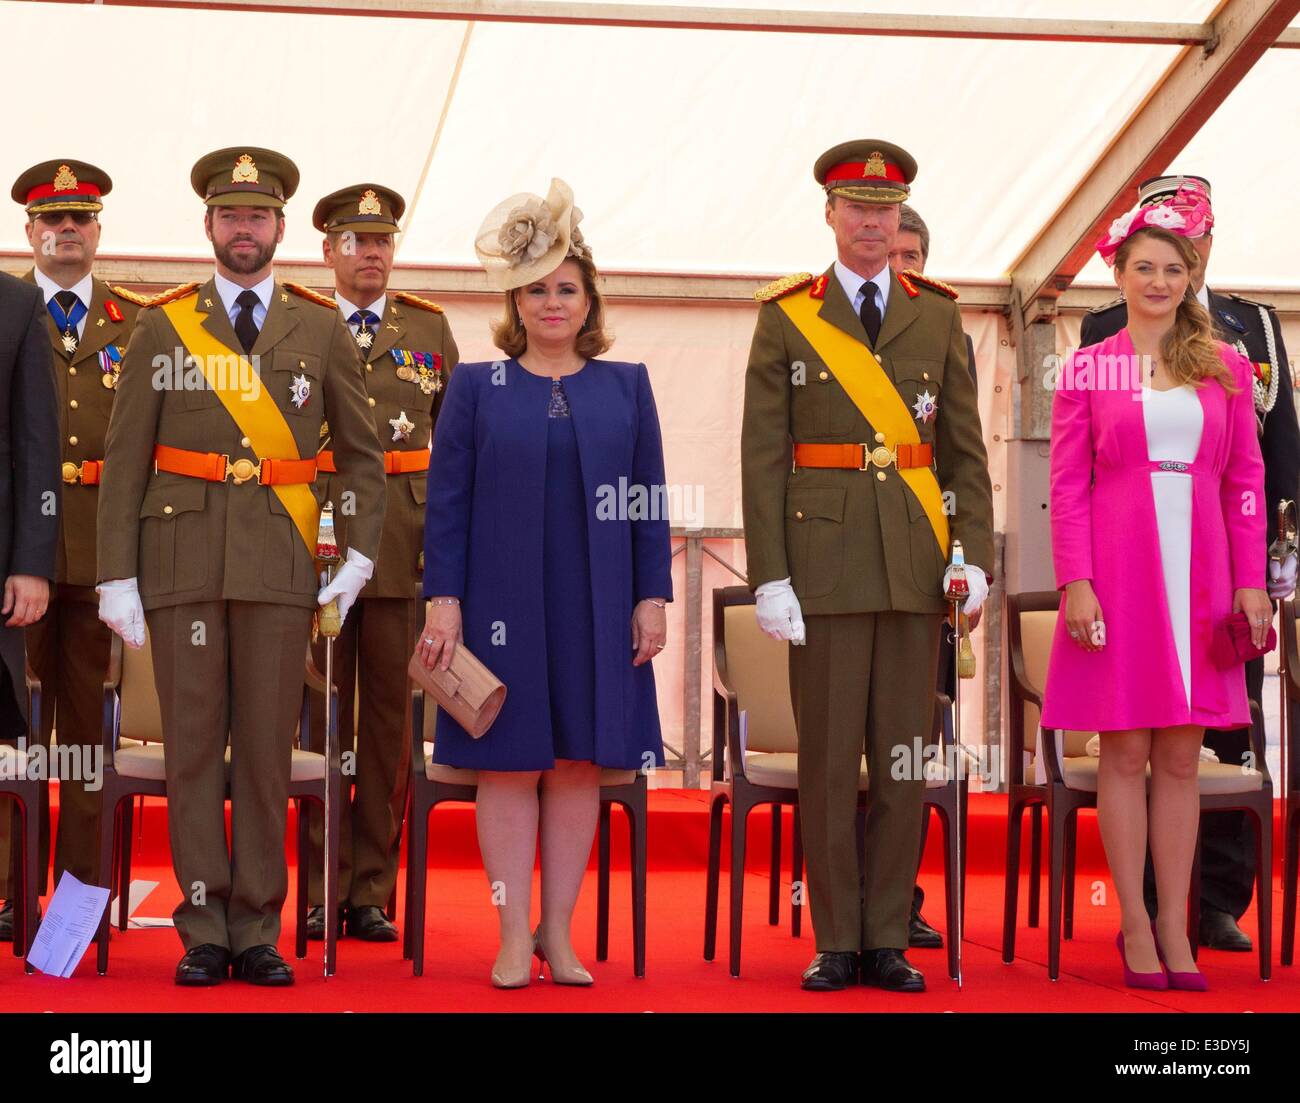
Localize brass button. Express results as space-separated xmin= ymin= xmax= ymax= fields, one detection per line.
xmin=367 ymin=396 xmax=376 ymax=408
xmin=299 ymin=361 xmax=306 ymax=369
xmin=68 ymin=366 xmax=76 ymax=375
xmin=163 ymin=505 xmax=173 ymax=515
xmin=794 ymin=510 xmax=805 ymax=520
xmin=818 ymin=370 xmax=829 ymax=381
xmin=876 ymin=471 xmax=886 ymax=482
xmin=874 ymin=431 xmax=885 ymax=443
xmin=69 ymin=399 xmax=78 ymax=409
xmin=68 ymin=435 xmax=78 ymax=446
xmin=923 ymin=371 xmax=930 ymax=380
xmin=366 ymin=363 xmax=373 ymax=372
xmin=240 ymin=436 xmax=251 ymax=448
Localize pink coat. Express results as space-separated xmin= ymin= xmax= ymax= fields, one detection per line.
xmin=1042 ymin=330 xmax=1265 ymax=732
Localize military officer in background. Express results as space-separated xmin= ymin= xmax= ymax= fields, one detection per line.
xmin=302 ymin=183 xmax=458 ymax=942
xmin=96 ymin=148 xmax=386 ymax=986
xmin=742 ymin=141 xmax=994 ymax=992
xmin=0 ymin=161 xmax=144 ymax=939
xmin=1081 ymin=173 xmax=1300 ymax=954
xmin=886 ymin=201 xmax=977 ymax=952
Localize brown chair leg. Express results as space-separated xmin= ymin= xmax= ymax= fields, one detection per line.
xmin=1047 ymin=795 xmax=1066 ymax=981
xmin=21 ymin=785 xmax=41 ymax=964
xmin=703 ymin=791 xmax=725 ymax=961
xmin=294 ymin=798 xmax=309 ymax=960
xmin=1283 ymin=804 xmax=1298 ymax=966
xmin=116 ymin=798 xmax=135 ymax=931
xmin=1002 ymin=795 xmax=1025 ymax=964
xmin=95 ymin=789 xmax=121 ymax=976
xmin=728 ymin=795 xmax=749 ymax=978
xmin=791 ymin=808 xmax=803 ymax=939
xmin=1254 ymin=802 xmax=1272 ymax=981
xmin=1062 ymin=809 xmax=1077 ymax=941
xmin=408 ymin=800 xmax=430 ymax=977
xmin=768 ymin=804 xmax=781 ymax=926
xmin=630 ymin=785 xmax=647 ymax=978
xmin=1028 ymin=803 xmax=1043 ymax=928
xmin=596 ymin=800 xmax=612 ymax=962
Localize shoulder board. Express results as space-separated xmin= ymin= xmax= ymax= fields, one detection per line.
xmin=393 ymin=291 xmax=444 ymax=314
xmin=754 ymin=272 xmax=814 ymax=303
xmin=1225 ymin=291 xmax=1278 ymax=312
xmin=901 ymin=269 xmax=958 ymax=300
xmin=143 ymin=282 xmax=201 ymax=309
xmin=110 ymin=285 xmax=153 ymax=307
xmin=1087 ymin=295 xmax=1125 ymax=315
xmin=283 ymin=281 xmax=338 ymax=310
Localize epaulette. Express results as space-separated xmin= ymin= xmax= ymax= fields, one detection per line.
xmin=110 ymin=285 xmax=154 ymax=307
xmin=1225 ymin=291 xmax=1277 ymax=312
xmin=1087 ymin=295 xmax=1125 ymax=315
xmin=901 ymin=269 xmax=958 ymax=300
xmin=754 ymin=272 xmax=813 ymax=303
xmin=143 ymin=282 xmax=201 ymax=308
xmin=394 ymin=291 xmax=444 ymax=314
xmin=283 ymin=281 xmax=338 ymax=310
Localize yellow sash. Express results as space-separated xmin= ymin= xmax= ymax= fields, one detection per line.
xmin=776 ymin=290 xmax=950 ymax=556
xmin=162 ymin=295 xmax=319 ymax=555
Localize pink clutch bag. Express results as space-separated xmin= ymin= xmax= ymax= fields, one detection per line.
xmin=1210 ymin=612 xmax=1276 ymax=670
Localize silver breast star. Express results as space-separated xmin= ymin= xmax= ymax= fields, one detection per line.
xmin=389 ymin=410 xmax=414 ymax=442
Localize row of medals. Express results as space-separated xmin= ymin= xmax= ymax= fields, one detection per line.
xmin=63 ymin=330 xmax=122 ymax=390
xmin=355 ymin=326 xmax=439 ymax=395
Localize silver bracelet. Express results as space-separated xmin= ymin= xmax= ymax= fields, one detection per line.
xmin=644 ymin=599 xmax=667 ymax=608
xmin=428 ymin=597 xmax=460 ymax=607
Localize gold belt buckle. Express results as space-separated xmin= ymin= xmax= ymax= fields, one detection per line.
xmin=868 ymin=444 xmax=896 ymax=470
xmin=224 ymin=455 xmax=261 ymax=485
xmin=62 ymin=461 xmax=80 ymax=485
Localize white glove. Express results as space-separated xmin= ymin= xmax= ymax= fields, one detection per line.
xmin=755 ymin=577 xmax=806 ymax=645
xmin=97 ymin=578 xmax=145 ymax=649
xmin=317 ymin=548 xmax=375 ymax=626
xmin=1268 ymin=553 xmax=1297 ymax=600
xmin=944 ymin=563 xmax=989 ymax=617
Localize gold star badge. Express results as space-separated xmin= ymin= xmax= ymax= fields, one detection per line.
xmin=389 ymin=410 xmax=414 ymax=442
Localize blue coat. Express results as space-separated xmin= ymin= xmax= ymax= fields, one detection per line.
xmin=423 ymin=357 xmax=673 ymax=770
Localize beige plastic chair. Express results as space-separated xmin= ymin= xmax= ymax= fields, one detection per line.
xmin=1005 ymin=591 xmax=1273 ymax=981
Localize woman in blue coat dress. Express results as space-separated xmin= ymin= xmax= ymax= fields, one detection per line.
xmin=416 ymin=179 xmax=673 ymax=988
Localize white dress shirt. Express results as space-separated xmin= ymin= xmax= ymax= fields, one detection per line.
xmin=33 ymin=268 xmax=94 ymax=338
xmin=834 ymin=259 xmax=891 ymax=327
xmin=1195 ymin=283 xmax=1210 ymax=312
xmin=335 ymin=291 xmax=386 ymax=336
xmin=213 ymin=270 xmax=274 ymax=332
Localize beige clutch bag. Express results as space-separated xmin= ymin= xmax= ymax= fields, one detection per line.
xmin=407 ymin=644 xmax=506 ymax=739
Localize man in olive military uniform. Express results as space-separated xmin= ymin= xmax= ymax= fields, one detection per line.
xmin=1081 ymin=173 xmax=1300 ymax=954
xmin=302 ymin=183 xmax=458 ymax=942
xmin=96 ymin=148 xmax=386 ymax=986
xmin=0 ymin=161 xmax=145 ymax=940
xmin=742 ymin=141 xmax=994 ymax=992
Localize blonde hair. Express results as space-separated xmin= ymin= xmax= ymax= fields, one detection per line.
xmin=491 ymin=252 xmax=613 ymax=359
xmin=1115 ymin=226 xmax=1237 ymax=393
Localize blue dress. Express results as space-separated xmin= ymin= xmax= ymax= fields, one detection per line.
xmin=423 ymin=358 xmax=673 ymax=772
xmin=543 ymin=378 xmax=597 ymax=761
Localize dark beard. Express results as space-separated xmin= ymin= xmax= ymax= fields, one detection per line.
xmin=214 ymin=237 xmax=276 ymax=274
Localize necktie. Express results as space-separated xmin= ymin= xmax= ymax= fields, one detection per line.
xmin=858 ymin=285 xmax=881 ymax=348
xmin=234 ymin=289 xmax=260 ymax=355
xmin=349 ymin=309 xmax=378 ymax=351
xmin=50 ymin=290 xmax=86 ymax=355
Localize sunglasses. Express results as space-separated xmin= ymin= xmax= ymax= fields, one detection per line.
xmin=33 ymin=211 xmax=99 ymax=227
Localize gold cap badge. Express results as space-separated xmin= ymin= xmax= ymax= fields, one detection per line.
xmin=53 ymin=164 xmax=79 ymax=191
xmin=358 ymin=189 xmax=381 ymax=215
xmin=232 ymin=154 xmax=259 ymax=184
xmin=864 ymin=152 xmax=887 ymax=180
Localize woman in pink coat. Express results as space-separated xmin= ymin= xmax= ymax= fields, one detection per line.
xmin=1044 ymin=192 xmax=1269 ymax=991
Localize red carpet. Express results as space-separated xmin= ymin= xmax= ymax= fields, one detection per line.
xmin=6 ymin=791 xmax=1297 ymax=1013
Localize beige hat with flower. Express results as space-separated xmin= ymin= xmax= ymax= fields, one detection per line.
xmin=474 ymin=177 xmax=593 ymax=291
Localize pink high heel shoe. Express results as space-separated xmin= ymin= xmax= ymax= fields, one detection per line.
xmin=1152 ymin=927 xmax=1208 ymax=992
xmin=1117 ymin=931 xmax=1168 ymax=990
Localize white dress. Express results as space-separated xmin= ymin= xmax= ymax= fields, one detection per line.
xmin=1143 ymin=385 xmax=1204 ymax=708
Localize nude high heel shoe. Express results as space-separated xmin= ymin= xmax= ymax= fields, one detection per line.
xmin=533 ymin=926 xmax=593 ymax=986
xmin=490 ymin=941 xmax=535 ymax=989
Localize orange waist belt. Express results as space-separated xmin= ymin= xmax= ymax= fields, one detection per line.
xmin=316 ymin=449 xmax=429 ymax=475
xmin=152 ymin=443 xmax=317 ymax=486
xmin=793 ymin=441 xmax=933 ymax=471
xmin=62 ymin=460 xmax=103 ymax=486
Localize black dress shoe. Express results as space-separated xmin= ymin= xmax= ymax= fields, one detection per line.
xmin=800 ymin=951 xmax=859 ymax=991
xmin=305 ymin=905 xmax=346 ymax=941
xmin=908 ymin=907 xmax=943 ymax=949
xmin=175 ymin=943 xmax=231 ymax=986
xmin=861 ymin=948 xmax=926 ymax=992
xmin=347 ymin=904 xmax=398 ymax=942
xmin=1199 ymin=909 xmax=1252 ymax=952
xmin=232 ymin=944 xmax=295 ymax=986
